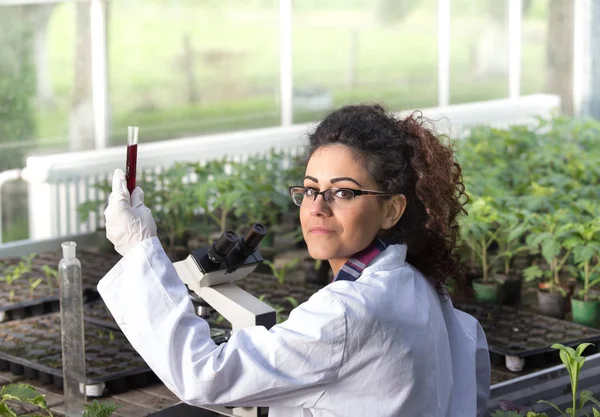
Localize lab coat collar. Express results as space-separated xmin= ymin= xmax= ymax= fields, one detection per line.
xmin=359 ymin=243 xmax=408 ymax=278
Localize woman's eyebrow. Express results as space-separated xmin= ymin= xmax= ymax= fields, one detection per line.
xmin=304 ymin=175 xmax=318 ymax=182
xmin=330 ymin=177 xmax=362 ymax=187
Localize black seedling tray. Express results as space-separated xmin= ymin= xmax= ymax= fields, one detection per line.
xmin=0 ymin=313 xmax=156 ymax=395
xmin=0 ymin=249 xmax=121 ymax=323
xmin=83 ymin=297 xmax=231 ymax=345
xmin=456 ymin=302 xmax=600 ymax=358
xmin=33 ymin=248 xmax=121 ymax=290
xmin=0 ymin=296 xmax=60 ymax=322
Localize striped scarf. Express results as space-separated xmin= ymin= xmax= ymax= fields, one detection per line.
xmin=333 ymin=239 xmax=388 ymax=282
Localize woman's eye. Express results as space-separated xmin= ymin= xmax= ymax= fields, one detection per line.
xmin=305 ymin=188 xmax=318 ymax=196
xmin=334 ymin=189 xmax=353 ymax=199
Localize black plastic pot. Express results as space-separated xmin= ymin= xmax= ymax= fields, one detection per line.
xmin=537 ymin=289 xmax=567 ymax=319
xmin=496 ymin=273 xmax=522 ymax=306
xmin=302 ymin=258 xmax=330 ymax=286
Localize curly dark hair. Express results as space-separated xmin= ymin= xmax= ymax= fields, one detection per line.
xmin=305 ymin=104 xmax=468 ymax=294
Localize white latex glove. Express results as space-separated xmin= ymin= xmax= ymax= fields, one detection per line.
xmin=104 ymin=168 xmax=157 ymax=256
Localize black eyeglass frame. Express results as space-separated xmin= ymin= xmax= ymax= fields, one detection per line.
xmin=288 ymin=186 xmax=394 ymax=207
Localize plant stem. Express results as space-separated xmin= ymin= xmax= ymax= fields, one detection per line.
xmin=572 ymin=373 xmax=577 ymax=417
xmin=220 ymin=209 xmax=228 ymax=234
xmin=481 ymin=237 xmax=488 ymax=283
xmin=584 ymin=261 xmax=590 ymax=302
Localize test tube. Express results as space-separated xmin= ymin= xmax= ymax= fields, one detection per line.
xmin=126 ymin=126 xmax=139 ymax=194
xmin=59 ymin=241 xmax=86 ymax=416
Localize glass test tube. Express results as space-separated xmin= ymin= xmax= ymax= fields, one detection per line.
xmin=59 ymin=241 xmax=86 ymax=416
xmin=126 ymin=126 xmax=139 ymax=194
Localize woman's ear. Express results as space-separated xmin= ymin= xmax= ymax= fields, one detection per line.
xmin=381 ymin=194 xmax=406 ymax=230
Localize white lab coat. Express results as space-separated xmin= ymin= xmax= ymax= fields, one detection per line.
xmin=98 ymin=237 xmax=490 ymax=417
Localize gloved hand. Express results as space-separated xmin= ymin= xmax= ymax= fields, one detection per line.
xmin=104 ymin=168 xmax=157 ymax=256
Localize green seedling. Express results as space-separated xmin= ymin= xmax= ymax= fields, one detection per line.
xmin=537 ymin=343 xmax=600 ymax=417
xmin=28 ymin=277 xmax=43 ymax=297
xmin=258 ymin=294 xmax=286 ymax=324
xmin=459 ymin=196 xmax=502 ymax=284
xmin=263 ymin=258 xmax=299 ymax=285
xmin=523 ymin=210 xmax=576 ymax=296
xmin=0 ymin=383 xmax=52 ymax=416
xmin=492 ymin=343 xmax=600 ymax=417
xmin=42 ymin=265 xmax=59 ymax=291
xmin=108 ymin=331 xmax=115 ymax=342
xmin=8 ymin=290 xmax=14 ymax=303
xmin=564 ymin=215 xmax=600 ymax=302
xmin=21 ymin=253 xmax=36 ymax=270
xmin=82 ymin=399 xmax=120 ymax=417
xmin=285 ymin=296 xmax=299 ymax=309
xmin=2 ymin=265 xmax=22 ymax=287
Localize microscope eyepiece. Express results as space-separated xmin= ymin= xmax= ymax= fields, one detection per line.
xmin=242 ymin=223 xmax=268 ymax=251
xmin=205 ymin=230 xmax=239 ymax=269
xmin=212 ymin=231 xmax=238 ymax=257
xmin=222 ymin=223 xmax=268 ymax=272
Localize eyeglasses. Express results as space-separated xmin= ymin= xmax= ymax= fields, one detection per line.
xmin=289 ymin=186 xmax=393 ymax=209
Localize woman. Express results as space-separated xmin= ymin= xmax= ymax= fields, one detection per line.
xmin=99 ymin=104 xmax=490 ymax=416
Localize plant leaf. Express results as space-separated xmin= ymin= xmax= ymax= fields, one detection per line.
xmin=541 ymin=239 xmax=561 ymax=264
xmin=285 ymin=296 xmax=299 ymax=309
xmin=580 ymin=391 xmax=596 ymax=412
xmin=576 ymin=343 xmax=594 ymax=356
xmin=0 ymin=384 xmax=50 ymax=415
xmin=490 ymin=411 xmax=524 ymax=417
xmin=524 ymin=265 xmax=543 ymax=282
xmin=0 ymin=403 xmax=18 ymax=417
xmin=537 ymin=400 xmax=568 ymax=417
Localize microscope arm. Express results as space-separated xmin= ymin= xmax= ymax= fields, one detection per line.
xmin=195 ymin=285 xmax=276 ymax=333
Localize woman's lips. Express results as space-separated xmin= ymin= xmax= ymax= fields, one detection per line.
xmin=310 ymin=226 xmax=334 ymax=235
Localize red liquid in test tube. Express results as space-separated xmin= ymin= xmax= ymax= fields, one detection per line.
xmin=126 ymin=126 xmax=138 ymax=194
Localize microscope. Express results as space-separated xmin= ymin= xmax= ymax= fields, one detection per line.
xmin=170 ymin=223 xmax=276 ymax=417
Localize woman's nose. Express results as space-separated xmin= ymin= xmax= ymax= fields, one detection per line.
xmin=308 ymin=194 xmax=331 ymax=217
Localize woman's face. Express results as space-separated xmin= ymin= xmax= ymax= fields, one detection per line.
xmin=300 ymin=144 xmax=403 ymax=275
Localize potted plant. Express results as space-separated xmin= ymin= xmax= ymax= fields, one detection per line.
xmin=460 ymin=197 xmax=503 ymax=303
xmin=567 ymin=202 xmax=600 ymax=327
xmin=494 ymin=208 xmax=529 ymax=306
xmin=524 ymin=209 xmax=575 ymax=318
